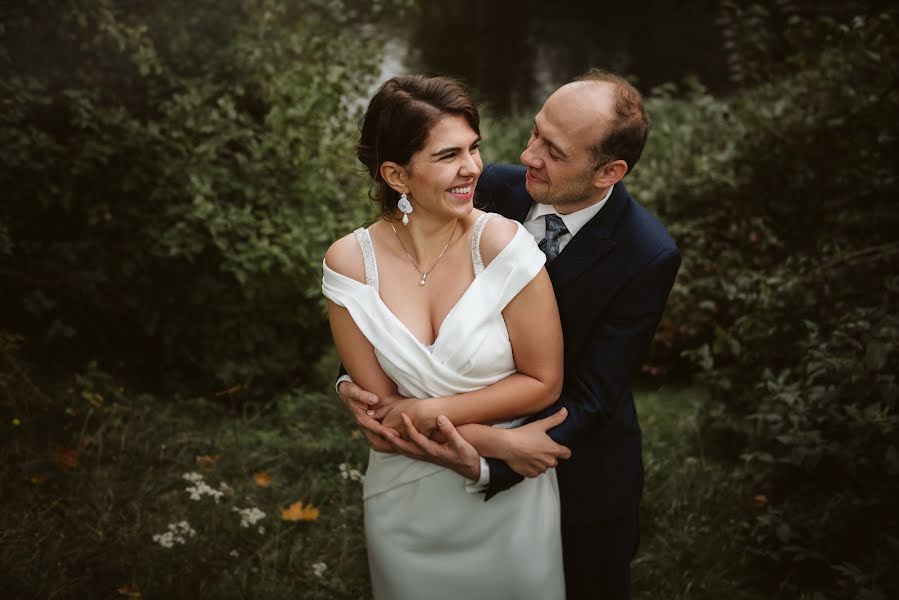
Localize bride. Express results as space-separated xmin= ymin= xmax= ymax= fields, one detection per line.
xmin=322 ymin=75 xmax=565 ymax=599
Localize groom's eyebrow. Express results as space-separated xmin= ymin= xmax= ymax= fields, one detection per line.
xmin=533 ymin=122 xmax=567 ymax=158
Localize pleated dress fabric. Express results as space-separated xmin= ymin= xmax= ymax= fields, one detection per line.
xmin=322 ymin=213 xmax=564 ymax=600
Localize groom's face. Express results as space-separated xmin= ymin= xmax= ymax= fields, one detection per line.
xmin=520 ymin=83 xmax=612 ymax=209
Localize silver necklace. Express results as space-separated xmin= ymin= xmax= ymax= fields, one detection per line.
xmin=390 ymin=220 xmax=458 ymax=286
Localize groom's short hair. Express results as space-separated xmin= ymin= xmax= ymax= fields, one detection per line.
xmin=575 ymin=69 xmax=649 ymax=174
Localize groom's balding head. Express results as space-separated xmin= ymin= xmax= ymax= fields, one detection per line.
xmin=558 ymin=69 xmax=649 ymax=173
xmin=521 ymin=69 xmax=648 ymax=209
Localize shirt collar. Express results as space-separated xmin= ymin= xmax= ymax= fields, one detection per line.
xmin=526 ymin=185 xmax=614 ymax=238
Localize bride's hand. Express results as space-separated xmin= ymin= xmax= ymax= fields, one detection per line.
xmin=373 ymin=398 xmax=440 ymax=439
xmin=336 ymin=381 xmax=400 ymax=452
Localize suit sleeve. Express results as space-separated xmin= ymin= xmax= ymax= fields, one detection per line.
xmin=485 ymin=246 xmax=681 ymax=497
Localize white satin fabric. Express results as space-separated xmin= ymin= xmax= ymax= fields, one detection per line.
xmin=322 ymin=214 xmax=564 ymax=599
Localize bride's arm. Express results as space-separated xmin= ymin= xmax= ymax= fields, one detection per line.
xmin=325 ymin=237 xmax=400 ymax=449
xmin=386 ymin=411 xmax=570 ymax=482
xmin=374 ymin=218 xmax=564 ymax=436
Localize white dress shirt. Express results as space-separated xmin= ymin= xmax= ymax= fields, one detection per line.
xmin=522 ymin=186 xmax=613 ymax=252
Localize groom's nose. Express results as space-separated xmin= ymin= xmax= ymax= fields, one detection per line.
xmin=520 ymin=142 xmax=542 ymax=170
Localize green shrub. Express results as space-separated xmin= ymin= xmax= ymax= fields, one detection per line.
xmin=0 ymin=0 xmax=412 ymax=397
xmin=630 ymin=6 xmax=899 ymax=598
xmin=486 ymin=5 xmax=899 ymax=597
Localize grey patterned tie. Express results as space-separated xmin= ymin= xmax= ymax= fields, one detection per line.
xmin=538 ymin=214 xmax=569 ymax=262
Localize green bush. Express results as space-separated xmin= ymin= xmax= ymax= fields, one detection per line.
xmin=486 ymin=5 xmax=899 ymax=597
xmin=630 ymin=6 xmax=899 ymax=598
xmin=0 ymin=0 xmax=413 ymax=397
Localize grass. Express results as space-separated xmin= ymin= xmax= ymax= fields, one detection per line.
xmin=1 ymin=367 xmax=371 ymax=599
xmin=2 ymin=365 xmax=754 ymax=599
xmin=634 ymin=386 xmax=755 ymax=599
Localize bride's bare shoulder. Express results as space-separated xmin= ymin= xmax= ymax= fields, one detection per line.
xmin=478 ymin=214 xmax=520 ymax=268
xmin=324 ymin=231 xmax=366 ymax=284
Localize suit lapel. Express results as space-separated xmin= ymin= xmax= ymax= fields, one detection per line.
xmin=546 ymin=183 xmax=630 ymax=289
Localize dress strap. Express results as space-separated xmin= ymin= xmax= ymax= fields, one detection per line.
xmin=470 ymin=212 xmax=496 ymax=276
xmin=353 ymin=227 xmax=380 ymax=291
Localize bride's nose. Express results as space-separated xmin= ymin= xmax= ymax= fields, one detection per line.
xmin=459 ymin=151 xmax=481 ymax=176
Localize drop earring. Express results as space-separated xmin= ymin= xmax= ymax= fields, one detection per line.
xmin=397 ymin=192 xmax=413 ymax=226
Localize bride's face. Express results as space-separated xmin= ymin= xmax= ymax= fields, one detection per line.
xmin=404 ymin=114 xmax=482 ymax=221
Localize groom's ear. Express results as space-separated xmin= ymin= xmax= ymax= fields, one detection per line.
xmin=380 ymin=161 xmax=408 ymax=194
xmin=592 ymin=159 xmax=628 ymax=189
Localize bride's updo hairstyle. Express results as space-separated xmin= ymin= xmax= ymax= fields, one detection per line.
xmin=357 ymin=75 xmax=480 ymax=219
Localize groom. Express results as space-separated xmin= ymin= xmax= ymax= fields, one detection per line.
xmin=339 ymin=69 xmax=680 ymax=599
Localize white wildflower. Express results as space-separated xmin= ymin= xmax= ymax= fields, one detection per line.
xmin=185 ymin=479 xmax=225 ymax=503
xmin=339 ymin=463 xmax=364 ymax=482
xmin=152 ymin=520 xmax=196 ymax=548
xmin=229 ymin=549 xmax=239 ymax=557
xmin=232 ymin=505 xmax=266 ymax=528
xmin=182 ymin=472 xmax=204 ymax=483
xmin=258 ymin=526 xmax=265 ymax=535
xmin=312 ymin=562 xmax=328 ymax=577
xmin=152 ymin=532 xmax=175 ymax=548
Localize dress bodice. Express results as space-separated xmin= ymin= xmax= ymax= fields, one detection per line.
xmin=322 ymin=213 xmax=546 ymax=497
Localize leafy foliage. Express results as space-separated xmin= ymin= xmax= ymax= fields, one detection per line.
xmin=628 ymin=6 xmax=899 ymax=598
xmin=0 ymin=0 xmax=409 ymax=397
xmin=486 ymin=5 xmax=899 ymax=597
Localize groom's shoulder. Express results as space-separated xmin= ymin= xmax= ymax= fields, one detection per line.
xmin=478 ymin=163 xmax=526 ymax=192
xmin=476 ymin=164 xmax=529 ymax=215
xmin=615 ymin=184 xmax=679 ymax=256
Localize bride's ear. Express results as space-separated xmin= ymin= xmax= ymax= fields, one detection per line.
xmin=380 ymin=161 xmax=408 ymax=195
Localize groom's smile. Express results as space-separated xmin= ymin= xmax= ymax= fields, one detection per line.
xmin=525 ymin=169 xmax=547 ymax=185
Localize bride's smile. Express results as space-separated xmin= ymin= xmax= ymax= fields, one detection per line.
xmin=402 ymin=114 xmax=483 ymax=220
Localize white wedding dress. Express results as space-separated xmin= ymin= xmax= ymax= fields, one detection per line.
xmin=322 ymin=213 xmax=564 ymax=600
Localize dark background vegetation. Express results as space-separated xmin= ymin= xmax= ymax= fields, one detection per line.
xmin=1 ymin=1 xmax=896 ymax=598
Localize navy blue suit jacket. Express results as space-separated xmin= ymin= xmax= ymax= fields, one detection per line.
xmin=476 ymin=164 xmax=680 ymax=525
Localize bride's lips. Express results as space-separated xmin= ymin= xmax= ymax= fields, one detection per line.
xmin=447 ymin=183 xmax=475 ymax=201
xmin=526 ymin=169 xmax=546 ymax=184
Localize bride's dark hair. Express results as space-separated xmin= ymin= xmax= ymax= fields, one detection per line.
xmin=357 ymin=75 xmax=480 ymax=219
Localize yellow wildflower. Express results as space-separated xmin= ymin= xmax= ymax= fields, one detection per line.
xmin=281 ymin=501 xmax=320 ymax=522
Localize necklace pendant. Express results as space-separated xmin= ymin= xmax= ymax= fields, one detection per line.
xmin=419 ymin=273 xmax=427 ymax=286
